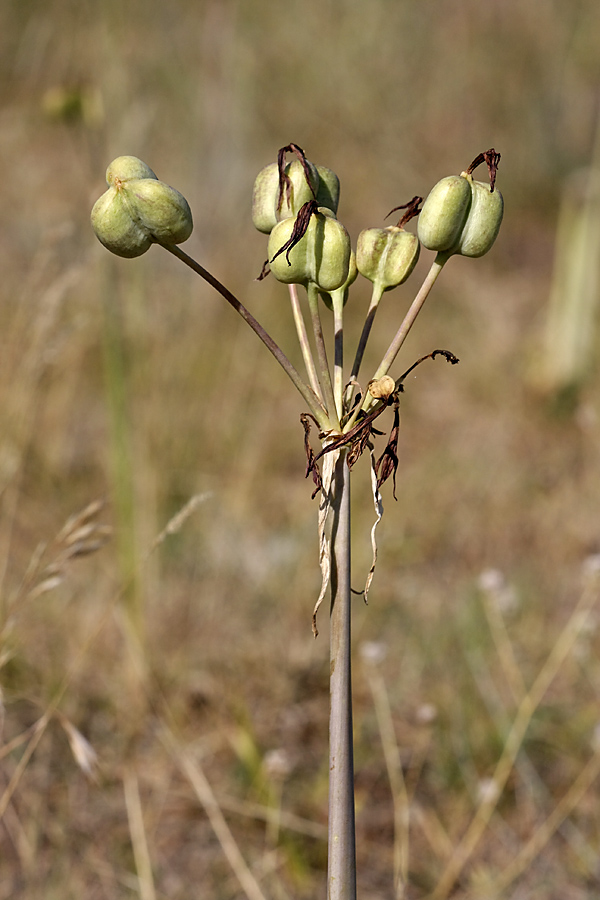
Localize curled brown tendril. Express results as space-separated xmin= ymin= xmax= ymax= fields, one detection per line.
xmin=269 ymin=200 xmax=319 ymax=266
xmin=385 ymin=195 xmax=423 ymax=228
xmin=277 ymin=143 xmax=317 ymax=211
xmin=466 ymin=148 xmax=501 ymax=192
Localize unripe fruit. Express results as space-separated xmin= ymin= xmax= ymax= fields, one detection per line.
xmin=456 ymin=180 xmax=504 ymax=258
xmin=315 ymin=165 xmax=340 ymax=216
xmin=320 ymin=250 xmax=357 ymax=310
xmin=252 ymin=159 xmax=319 ymax=234
xmin=123 ymin=179 xmax=193 ymax=245
xmin=91 ymin=189 xmax=153 ymax=258
xmin=417 ymin=175 xmax=472 ymax=252
xmin=268 ymin=207 xmax=351 ymax=292
xmin=357 ymin=226 xmax=420 ymax=291
xmin=91 ymin=156 xmax=193 ymax=257
xmin=106 ymin=156 xmax=158 ymax=185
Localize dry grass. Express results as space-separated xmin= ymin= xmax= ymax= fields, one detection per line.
xmin=2 ymin=1 xmax=600 ymax=897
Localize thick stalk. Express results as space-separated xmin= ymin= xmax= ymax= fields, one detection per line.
xmin=328 ymin=450 xmax=356 ymax=900
xmin=161 ymin=243 xmax=330 ymax=430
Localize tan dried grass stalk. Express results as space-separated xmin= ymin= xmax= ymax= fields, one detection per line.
xmin=363 ymin=651 xmax=410 ymax=899
xmin=123 ymin=769 xmax=157 ymax=900
xmin=427 ymin=564 xmax=600 ymax=900
xmin=161 ymin=727 xmax=269 ymax=900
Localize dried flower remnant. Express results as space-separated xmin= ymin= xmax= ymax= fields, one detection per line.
xmin=252 ymin=143 xmax=339 ymax=234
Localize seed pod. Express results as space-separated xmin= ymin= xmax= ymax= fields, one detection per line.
xmin=368 ymin=375 xmax=396 ymax=401
xmin=320 ymin=250 xmax=358 ymax=310
xmin=252 ymin=159 xmax=319 ymax=234
xmin=357 ymin=226 xmax=420 ymax=291
xmin=268 ymin=207 xmax=351 ymax=291
xmin=123 ymin=178 xmax=193 ymax=244
xmin=91 ymin=188 xmax=153 ymax=258
xmin=92 ymin=157 xmax=193 ymax=256
xmin=315 ymin=165 xmax=340 ymax=216
xmin=456 ymin=180 xmax=504 ymax=258
xmin=106 ymin=156 xmax=158 ymax=185
xmin=417 ymin=175 xmax=472 ymax=252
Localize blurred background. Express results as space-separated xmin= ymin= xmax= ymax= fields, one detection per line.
xmin=2 ymin=1 xmax=600 ymax=897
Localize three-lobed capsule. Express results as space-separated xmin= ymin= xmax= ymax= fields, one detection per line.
xmin=268 ymin=206 xmax=352 ymax=292
xmin=91 ymin=155 xmax=193 ymax=258
xmin=418 ymin=170 xmax=503 ymax=259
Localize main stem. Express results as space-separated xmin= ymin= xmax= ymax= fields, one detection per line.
xmin=328 ymin=450 xmax=356 ymax=900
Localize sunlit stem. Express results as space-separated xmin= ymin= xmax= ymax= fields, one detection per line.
xmin=288 ymin=283 xmax=325 ymax=406
xmin=161 ymin=243 xmax=331 ymax=431
xmin=307 ymin=281 xmax=341 ymax=432
xmin=328 ymin=449 xmax=356 ymax=900
xmin=360 ymin=253 xmax=449 ymax=417
xmin=331 ymin=289 xmax=345 ymax=422
xmin=372 ymin=254 xmax=448 ymax=383
xmin=344 ymin=281 xmax=385 ymax=413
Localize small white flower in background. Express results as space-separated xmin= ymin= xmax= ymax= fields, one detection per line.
xmin=359 ymin=641 xmax=388 ymax=666
xmin=478 ymin=568 xmax=518 ymax=614
xmin=477 ymin=778 xmax=500 ymax=804
xmin=573 ymin=611 xmax=598 ymax=662
xmin=582 ymin=554 xmax=600 ymax=579
xmin=478 ymin=568 xmax=504 ymax=593
xmin=415 ymin=703 xmax=438 ymax=725
xmin=263 ymin=748 xmax=293 ymax=780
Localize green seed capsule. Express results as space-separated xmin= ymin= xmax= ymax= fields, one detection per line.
xmin=417 ymin=175 xmax=472 ymax=252
xmin=92 ymin=157 xmax=193 ymax=256
xmin=456 ymin=180 xmax=504 ymax=258
xmin=357 ymin=226 xmax=420 ymax=291
xmin=106 ymin=155 xmax=158 ymax=185
xmin=268 ymin=207 xmax=351 ymax=291
xmin=91 ymin=188 xmax=153 ymax=258
xmin=252 ymin=159 xmax=319 ymax=234
xmin=123 ymin=179 xmax=193 ymax=245
xmin=315 ymin=165 xmax=340 ymax=216
xmin=320 ymin=250 xmax=357 ymax=310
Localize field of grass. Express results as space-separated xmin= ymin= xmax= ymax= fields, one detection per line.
xmin=2 ymin=1 xmax=600 ymax=897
